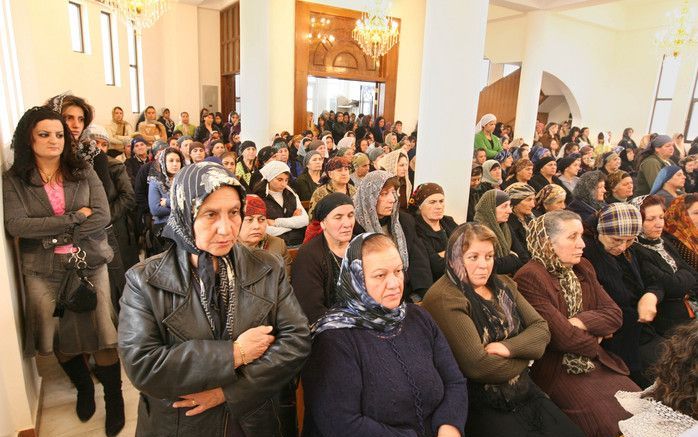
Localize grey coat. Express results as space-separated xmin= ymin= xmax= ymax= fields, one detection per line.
xmin=3 ymin=168 xmax=113 ymax=276
xmin=118 ymin=244 xmax=311 ymax=437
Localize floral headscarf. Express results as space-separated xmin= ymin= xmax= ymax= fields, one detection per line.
xmin=380 ymin=149 xmax=412 ymax=200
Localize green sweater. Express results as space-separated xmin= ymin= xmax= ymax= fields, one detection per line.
xmin=474 ymin=131 xmax=503 ymax=158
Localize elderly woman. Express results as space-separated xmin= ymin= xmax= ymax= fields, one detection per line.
xmin=354 ymin=170 xmax=433 ymax=301
xmin=476 ymin=160 xmax=503 ymax=195
xmin=630 ymin=195 xmax=698 ymax=337
xmin=380 ymin=149 xmax=412 ymax=209
xmin=308 ymin=157 xmax=357 ymax=217
xmin=4 ymin=107 xmax=123 ymax=436
xmin=474 ymin=190 xmax=523 ymax=275
xmin=295 ymin=148 xmax=324 ymax=202
xmin=411 ymin=183 xmax=459 ymax=282
xmin=119 ymin=162 xmax=310 ymax=436
xmin=528 ymin=156 xmax=566 ymax=196
xmin=636 ymin=135 xmax=675 ymax=196
xmin=582 ymin=203 xmax=664 ymax=388
xmin=292 ymin=193 xmax=355 ymax=324
xmin=514 ymin=210 xmax=640 ymax=437
xmin=474 ymin=113 xmax=503 ymax=158
xmin=568 ymin=170 xmax=607 ymax=223
xmin=533 ymin=184 xmax=567 ymax=217
xmin=502 ymin=158 xmax=533 ymax=189
xmin=423 ymin=224 xmax=582 ymax=437
xmin=664 ymin=194 xmax=698 ymax=270
xmin=302 ymin=233 xmax=467 ymax=437
xmin=556 ymin=153 xmax=581 ymax=193
xmin=598 ymin=151 xmax=622 ymax=175
xmin=237 ymin=194 xmax=291 ymax=278
xmin=606 ymin=171 xmax=634 ymax=203
xmin=650 ymin=165 xmax=685 ymax=207
xmin=505 ymin=183 xmax=536 ymax=265
xmin=350 ymin=152 xmax=370 ymax=185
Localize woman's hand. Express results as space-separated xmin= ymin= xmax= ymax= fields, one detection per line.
xmin=293 ymin=209 xmax=302 ymax=217
xmin=484 ymin=342 xmax=511 ymax=358
xmin=568 ymin=317 xmax=588 ymax=331
xmin=638 ymin=293 xmax=658 ymax=323
xmin=77 ymin=207 xmax=93 ymax=218
xmin=437 ymin=424 xmax=461 ymax=437
xmin=173 ymin=387 xmax=225 ymax=416
xmin=234 ymin=325 xmax=275 ymax=366
xmin=160 ymin=198 xmax=167 ymax=207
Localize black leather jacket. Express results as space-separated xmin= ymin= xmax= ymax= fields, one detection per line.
xmin=119 ymin=244 xmax=311 ymax=436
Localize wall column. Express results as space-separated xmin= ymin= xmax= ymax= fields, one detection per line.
xmin=239 ymin=0 xmax=294 ymax=148
xmin=414 ymin=0 xmax=489 ymax=223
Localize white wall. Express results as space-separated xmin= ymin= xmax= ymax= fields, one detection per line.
xmin=197 ymin=7 xmax=222 ymax=113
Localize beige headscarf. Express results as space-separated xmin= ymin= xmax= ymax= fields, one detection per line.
xmin=380 ymin=149 xmax=412 ymax=204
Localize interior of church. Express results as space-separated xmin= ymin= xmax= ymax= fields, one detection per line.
xmin=0 ymin=0 xmax=697 ymax=436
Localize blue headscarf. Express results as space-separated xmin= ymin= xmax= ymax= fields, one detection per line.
xmin=650 ymin=165 xmax=682 ymax=195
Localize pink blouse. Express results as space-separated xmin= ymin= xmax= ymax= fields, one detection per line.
xmin=44 ymin=181 xmax=74 ymax=254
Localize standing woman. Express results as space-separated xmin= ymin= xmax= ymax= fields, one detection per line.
xmin=106 ymin=106 xmax=133 ymax=155
xmin=371 ymin=116 xmax=386 ymax=144
xmin=474 ymin=114 xmax=503 ymax=159
xmin=3 ymin=107 xmax=124 ymax=436
xmin=514 ymin=211 xmax=640 ymax=437
xmin=473 ymin=190 xmax=523 ymax=275
xmin=148 ymin=147 xmax=185 ymax=254
xmin=380 ymin=149 xmax=412 ymax=209
xmin=663 ymin=194 xmax=698 ymax=270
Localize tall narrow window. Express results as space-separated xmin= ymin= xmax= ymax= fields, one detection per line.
xmin=480 ymin=59 xmax=491 ymax=90
xmin=649 ymin=55 xmax=681 ymax=134
xmin=100 ymin=11 xmax=115 ymax=86
xmin=126 ymin=21 xmax=141 ymax=113
xmin=685 ymin=71 xmax=698 ymax=140
xmin=68 ymin=2 xmax=84 ymax=53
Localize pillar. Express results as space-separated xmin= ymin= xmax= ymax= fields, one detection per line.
xmin=239 ymin=0 xmax=294 ymax=147
xmin=415 ymin=0 xmax=489 ymax=223
xmin=514 ymin=11 xmax=548 ymax=145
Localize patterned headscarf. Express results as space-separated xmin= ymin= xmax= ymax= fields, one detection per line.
xmin=664 ymin=195 xmax=698 ymax=262
xmin=535 ymin=184 xmax=567 ymax=211
xmin=380 ymin=149 xmax=412 ymax=199
xmin=148 ymin=147 xmax=183 ymax=192
xmin=572 ymin=170 xmax=607 ymax=212
xmin=597 ymin=203 xmax=642 ymax=237
xmin=311 ymin=233 xmax=407 ymax=337
xmin=526 ymin=214 xmax=595 ymax=375
xmin=474 ymin=190 xmax=512 ymax=257
xmin=354 ymin=171 xmax=409 ymax=267
xmin=504 ymin=182 xmax=535 ymax=206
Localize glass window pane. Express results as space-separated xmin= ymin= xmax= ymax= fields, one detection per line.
xmin=657 ymin=56 xmax=681 ymax=99
xmin=687 ymin=102 xmax=698 ymax=140
xmin=68 ymin=3 xmax=83 ymax=52
xmin=481 ymin=59 xmax=490 ymax=90
xmin=649 ymin=99 xmax=672 ymax=134
xmin=127 ymin=22 xmax=136 ymax=65
xmin=503 ymin=63 xmax=519 ymax=77
xmin=130 ymin=67 xmax=139 ymax=113
xmin=101 ymin=12 xmax=114 ymax=85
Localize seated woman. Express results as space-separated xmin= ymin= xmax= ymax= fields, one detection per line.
xmin=504 ymin=182 xmax=536 ymax=264
xmin=598 ymin=151 xmax=622 ymax=175
xmin=237 ymin=194 xmax=292 ymax=278
xmin=119 ymin=162 xmax=310 ymax=436
xmin=680 ymin=155 xmax=697 ymax=193
xmin=514 ymin=210 xmax=640 ymax=437
xmin=568 ymin=170 xmax=607 ymax=223
xmin=188 ymin=141 xmax=207 ymax=164
xmin=630 ymin=195 xmax=698 ymax=337
xmin=380 ymin=149 xmax=412 ymax=209
xmin=476 ymin=160 xmax=503 ymax=195
xmin=474 ymin=190 xmax=523 ymax=275
xmin=501 ymin=158 xmax=533 ymax=189
xmin=354 ymin=170 xmax=433 ymax=301
xmin=234 ymin=140 xmax=256 ymax=191
xmin=650 ymin=165 xmax=685 ymax=207
xmin=309 ymin=157 xmax=357 ymax=216
xmin=528 ymin=156 xmax=564 ymax=194
xmin=411 ymin=183 xmax=459 ymax=282
xmin=532 ymin=184 xmax=567 ymax=217
xmin=350 ymin=152 xmax=370 ymax=186
xmin=605 ymin=171 xmax=634 ymax=203
xmin=147 ymin=147 xmax=185 ymax=255
xmin=467 ymin=165 xmax=484 ymax=222
xmin=302 ymin=233 xmax=467 ymax=437
xmin=582 ymin=203 xmax=664 ymax=388
xmin=295 ymin=149 xmax=324 ymax=202
xmin=616 ymin=321 xmax=698 ymax=437
xmin=423 ymin=223 xmax=583 ymax=437
xmin=292 ymin=193 xmax=355 ymax=324
xmin=254 ymin=161 xmax=309 ymax=246
xmin=556 ymin=153 xmax=581 ymax=193
xmin=663 ymin=194 xmax=698 ymax=271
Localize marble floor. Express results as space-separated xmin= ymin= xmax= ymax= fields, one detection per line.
xmin=37 ymin=355 xmax=138 ymax=437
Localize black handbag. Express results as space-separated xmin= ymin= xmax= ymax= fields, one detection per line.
xmin=53 ymin=248 xmax=98 ymax=317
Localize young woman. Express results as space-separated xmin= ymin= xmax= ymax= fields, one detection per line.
xmin=147 ymin=147 xmax=185 ymax=254
xmin=474 ymin=113 xmax=503 ymax=159
xmin=663 ymin=194 xmax=698 ymax=270
xmin=380 ymin=149 xmax=412 ymax=209
xmin=136 ymin=105 xmax=167 ymax=145
xmin=157 ymin=107 xmax=175 ymax=138
xmin=106 ymin=106 xmax=133 ymax=155
xmin=194 ymin=112 xmax=215 ymax=143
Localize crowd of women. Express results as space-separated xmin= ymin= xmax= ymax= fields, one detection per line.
xmin=3 ymin=95 xmax=698 ymax=437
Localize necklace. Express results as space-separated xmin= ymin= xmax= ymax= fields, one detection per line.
xmin=38 ymin=167 xmax=59 ymax=184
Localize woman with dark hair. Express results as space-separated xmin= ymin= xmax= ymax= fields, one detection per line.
xmin=664 ymin=194 xmax=698 ymax=270
xmin=606 ymin=170 xmax=634 ymax=203
xmin=637 ymin=135 xmax=675 ymax=195
xmin=198 ymin=107 xmax=209 ymax=123
xmin=136 ymin=105 xmax=167 ymax=145
xmin=302 ymin=233 xmax=467 ymax=437
xmin=579 ymin=145 xmax=596 ymax=175
xmin=561 ymin=126 xmax=581 ymax=146
xmin=295 ymin=149 xmax=324 ymax=201
xmin=380 ymin=149 xmax=412 ymax=209
xmin=502 ymin=158 xmax=533 ymax=189
xmin=212 ymin=111 xmax=225 ymax=133
xmin=619 ymin=128 xmax=638 ymax=150
xmin=630 ymin=195 xmax=698 ymax=337
xmin=371 ymin=116 xmax=386 ymax=143
xmin=158 ymin=108 xmax=175 ymax=138
xmin=308 ymin=157 xmax=356 ymax=216
xmin=578 ymin=127 xmax=592 ymax=146
xmin=3 ymin=107 xmax=124 ymax=436
xmin=556 ymin=153 xmax=581 ymax=193
xmin=539 ymin=122 xmax=559 ymax=150
xmin=568 ymin=170 xmax=607 ymax=223
xmin=514 ymin=210 xmax=640 ymax=437
xmin=148 ymin=147 xmax=185 ymax=254
xmin=620 ymin=148 xmax=636 ymax=176
xmin=528 ymin=156 xmax=565 ymax=195
xmin=423 ymin=223 xmax=583 ymax=437
xmin=235 ymin=140 xmax=256 ymax=191
xmin=194 ymin=112 xmax=215 ymax=143
xmin=106 ymin=106 xmax=133 ymax=155
xmin=223 ymin=111 xmax=241 ymax=142
xmin=680 ymin=155 xmax=697 ymax=193
xmin=474 ymin=190 xmax=523 ymax=275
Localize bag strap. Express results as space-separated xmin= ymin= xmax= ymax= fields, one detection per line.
xmin=68 ymin=247 xmax=88 ymax=278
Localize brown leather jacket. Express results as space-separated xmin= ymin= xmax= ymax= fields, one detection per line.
xmin=118 ymin=244 xmax=310 ymax=436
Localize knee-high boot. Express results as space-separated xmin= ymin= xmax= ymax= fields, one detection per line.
xmin=94 ymin=362 xmax=125 ymax=437
xmin=58 ymin=354 xmax=96 ymax=422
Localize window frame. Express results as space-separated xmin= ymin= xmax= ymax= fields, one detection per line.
xmin=649 ymin=55 xmax=680 ymax=134
xmin=100 ymin=10 xmax=115 ymax=86
xmin=68 ymin=1 xmax=84 ymax=53
xmin=126 ymin=20 xmax=143 ymax=114
xmin=684 ymin=70 xmax=698 ymax=139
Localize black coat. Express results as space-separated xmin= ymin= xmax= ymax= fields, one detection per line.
xmin=119 ymin=245 xmax=311 ymax=437
xmin=507 ymin=215 xmax=531 ymax=265
xmin=354 ymin=210 xmax=434 ymax=297
xmin=294 ymin=171 xmax=320 ymax=202
xmin=291 ymin=234 xmax=337 ymax=324
xmin=414 ymin=214 xmax=458 ymax=282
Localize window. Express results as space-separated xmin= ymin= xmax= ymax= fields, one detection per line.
xmin=126 ymin=21 xmax=142 ymax=113
xmin=68 ymin=2 xmax=84 ymax=52
xmin=100 ymin=11 xmax=115 ymax=85
xmin=685 ymin=71 xmax=698 ymax=140
xmin=503 ymin=63 xmax=520 ymax=78
xmin=649 ymin=55 xmax=681 ymax=134
xmin=480 ymin=59 xmax=491 ymax=90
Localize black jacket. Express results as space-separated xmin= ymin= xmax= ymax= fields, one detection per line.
xmin=119 ymin=244 xmax=311 ymax=437
xmin=291 ymin=234 xmax=337 ymax=324
xmin=507 ymin=214 xmax=531 ymax=265
xmin=413 ymin=214 xmax=458 ymax=282
xmin=294 ymin=171 xmax=320 ymax=202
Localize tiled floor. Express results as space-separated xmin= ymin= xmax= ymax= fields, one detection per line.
xmin=36 ymin=355 xmax=139 ymax=437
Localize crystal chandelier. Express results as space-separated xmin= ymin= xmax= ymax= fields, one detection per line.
xmin=352 ymin=0 xmax=399 ymax=59
xmin=655 ymin=0 xmax=698 ymax=59
xmin=99 ymin=0 xmax=169 ymax=33
xmin=307 ymin=16 xmax=335 ymax=44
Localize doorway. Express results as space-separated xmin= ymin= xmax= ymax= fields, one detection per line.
xmin=307 ymin=75 xmax=385 ymax=121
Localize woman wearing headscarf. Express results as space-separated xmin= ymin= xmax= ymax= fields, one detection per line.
xmin=254 ymin=161 xmax=309 ymax=246
xmin=556 ymin=153 xmax=581 ymax=193
xmin=606 ymin=171 xmax=634 ymax=203
xmin=501 ymin=158 xmax=533 ymax=189
xmin=423 ymin=223 xmax=583 ymax=437
xmin=354 ymin=171 xmax=433 ymax=301
xmin=309 ymin=157 xmax=357 ymax=217
xmin=619 ymin=148 xmax=636 ymax=176
xmin=505 ymin=183 xmax=536 ymax=265
xmin=106 ymin=106 xmax=133 ymax=155
xmin=630 ymin=195 xmax=698 ymax=337
xmin=568 ymin=170 xmax=607 ymax=223
xmin=158 ymin=108 xmax=176 ymax=138
xmin=234 ymin=141 xmax=256 ymax=191
xmin=137 ymin=105 xmax=167 ymax=145
xmin=295 ymin=149 xmax=324 ymax=202
xmin=411 ymin=183 xmax=459 ymax=282
xmin=636 ymin=135 xmax=675 ymax=195
xmin=494 ymin=150 xmax=514 ymax=179
xmin=119 ymin=162 xmax=310 ymax=436
xmin=476 ymin=160 xmax=503 ymax=197
xmin=598 ymin=151 xmax=622 ymax=175
xmin=514 ymin=210 xmax=640 ymax=437
xmin=474 ymin=190 xmax=523 ymax=275
xmin=273 ymin=140 xmax=303 ymax=181
xmin=292 ymin=193 xmax=355 ymax=324
xmin=302 ymin=233 xmax=467 ymax=437
xmin=247 ymin=146 xmax=276 ymax=194
xmin=528 ymin=157 xmax=567 ymax=197
xmin=148 ymin=147 xmax=185 ymax=255
xmin=350 ymin=152 xmax=370 ymax=185
xmin=380 ymin=149 xmax=412 ymax=209
xmin=124 ymin=136 xmax=150 ymax=185
xmin=664 ymin=194 xmax=698 ymax=270
xmin=582 ymin=203 xmax=665 ymax=388
xmin=579 ymin=145 xmax=596 ymax=175
xmin=532 ymin=184 xmax=567 ymax=217
xmin=474 ymin=114 xmax=503 ymax=159
xmin=650 ymin=165 xmax=685 ymax=207
xmin=528 ymin=145 xmax=551 ymax=166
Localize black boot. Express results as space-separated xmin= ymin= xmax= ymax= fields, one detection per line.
xmin=58 ymin=354 xmax=96 ymax=422
xmin=94 ymin=362 xmax=125 ymax=437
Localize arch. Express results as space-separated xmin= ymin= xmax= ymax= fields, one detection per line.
xmin=332 ymin=51 xmax=359 ymax=69
xmin=540 ymin=71 xmax=582 ymax=124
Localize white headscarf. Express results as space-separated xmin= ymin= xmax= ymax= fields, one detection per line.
xmin=476 ymin=113 xmax=497 ymax=132
xmin=259 ymin=161 xmax=291 ymax=181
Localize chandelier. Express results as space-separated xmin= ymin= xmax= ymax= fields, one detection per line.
xmin=307 ymin=16 xmax=335 ymax=44
xmin=352 ymin=0 xmax=399 ymax=59
xmin=99 ymin=0 xmax=169 ymax=33
xmin=654 ymin=0 xmax=698 ymax=59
